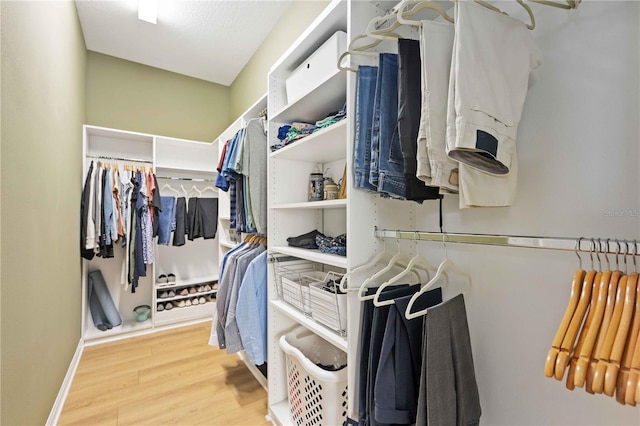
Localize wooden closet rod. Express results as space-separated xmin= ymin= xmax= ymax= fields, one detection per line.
xmin=375 ymin=228 xmax=637 ymax=255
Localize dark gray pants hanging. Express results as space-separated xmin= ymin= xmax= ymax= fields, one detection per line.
xmin=88 ymin=270 xmax=122 ymax=331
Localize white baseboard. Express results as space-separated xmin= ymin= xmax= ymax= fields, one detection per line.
xmin=46 ymin=339 xmax=84 ymax=426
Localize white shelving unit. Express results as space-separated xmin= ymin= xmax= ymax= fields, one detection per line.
xmin=266 ymin=2 xmax=352 ymax=424
xmin=81 ymin=125 xmax=220 ymax=344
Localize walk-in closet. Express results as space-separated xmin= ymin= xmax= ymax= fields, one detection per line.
xmin=2 ymin=1 xmax=639 ymax=425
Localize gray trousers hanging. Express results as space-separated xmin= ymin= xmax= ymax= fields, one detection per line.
xmin=88 ymin=270 xmax=122 ymax=331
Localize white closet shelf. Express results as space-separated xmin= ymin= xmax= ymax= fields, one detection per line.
xmin=270 ymin=120 xmax=347 ymax=162
xmin=156 ymin=290 xmax=217 ymax=304
xmin=154 ymin=302 xmax=215 ymax=326
xmin=237 ymin=351 xmax=268 ymax=391
xmin=154 ymin=164 xmax=217 ymax=175
xmin=269 ymin=400 xmax=292 ymax=426
xmin=271 ymin=71 xmax=347 ymax=124
xmin=271 ymin=300 xmax=347 ymax=352
xmin=155 ymin=275 xmax=219 ymax=289
xmin=270 ymin=246 xmax=347 ymax=268
xmin=84 ymin=319 xmax=153 ymax=341
xmin=272 ymin=199 xmax=347 ymax=210
xmin=220 ymin=241 xmax=239 ymax=249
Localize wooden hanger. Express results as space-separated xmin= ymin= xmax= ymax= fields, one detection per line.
xmin=554 ymin=268 xmax=596 ymax=380
xmin=574 ymin=241 xmax=610 ymax=387
xmin=592 ymin=274 xmax=629 ymax=394
xmin=604 ymin=271 xmax=638 ymax=396
xmin=397 ymin=0 xmax=454 ymax=26
xmin=566 ymin=270 xmax=602 ymax=390
xmin=588 ymin=244 xmax=623 ymax=393
xmin=619 ymin=244 xmax=640 ymax=404
xmin=545 ymin=239 xmax=587 ymax=378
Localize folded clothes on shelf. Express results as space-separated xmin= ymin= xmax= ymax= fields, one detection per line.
xmin=316 ymin=233 xmax=347 ymax=256
xmin=287 ymin=229 xmax=325 ymax=249
xmin=271 ymin=103 xmax=347 ymax=152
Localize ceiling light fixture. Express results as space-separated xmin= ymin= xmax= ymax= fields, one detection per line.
xmin=138 ymin=0 xmax=158 ymax=24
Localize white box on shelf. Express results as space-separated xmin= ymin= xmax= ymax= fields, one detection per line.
xmin=285 ymin=31 xmax=347 ymax=105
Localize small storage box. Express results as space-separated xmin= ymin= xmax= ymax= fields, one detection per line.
xmin=279 ymin=327 xmax=348 ymax=426
xmin=285 ymin=31 xmax=347 ymax=104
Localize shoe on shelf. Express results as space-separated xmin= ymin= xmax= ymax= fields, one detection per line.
xmin=208 ymin=294 xmax=216 ymax=302
xmin=167 ymin=273 xmax=176 ymax=284
xmin=159 ymin=291 xmax=169 ymax=299
xmin=204 ymin=284 xmax=212 ymax=291
xmin=189 ymin=287 xmax=197 ymax=294
xmin=165 ymin=302 xmax=174 ymax=310
xmin=156 ymin=274 xmax=168 ymax=285
xmin=179 ymin=288 xmax=189 ymax=296
xmin=192 ymin=298 xmax=199 ymax=306
xmin=198 ymin=296 xmax=206 ymax=304
xmin=168 ymin=290 xmax=176 ymax=298
xmin=157 ymin=303 xmax=165 ymax=312
xmin=185 ymin=299 xmax=192 ymax=307
xmin=176 ymin=300 xmax=185 ymax=308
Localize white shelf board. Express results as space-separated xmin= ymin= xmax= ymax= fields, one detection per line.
xmin=270 ymin=300 xmax=348 ymax=352
xmin=154 ymin=302 xmax=215 ymax=326
xmin=220 ymin=241 xmax=239 ymax=249
xmin=271 ymin=71 xmax=347 ymax=124
xmin=219 ymin=216 xmax=231 ymax=221
xmin=269 ymin=400 xmax=293 ymax=426
xmin=156 ymin=290 xmax=216 ymax=304
xmin=270 ymin=246 xmax=347 ymax=269
xmin=270 ymin=120 xmax=347 ymax=163
xmin=155 ymin=164 xmax=217 ymax=175
xmin=155 ymin=275 xmax=219 ymax=289
xmin=272 ymin=199 xmax=346 ymax=210
xmin=84 ymin=318 xmax=153 ymax=342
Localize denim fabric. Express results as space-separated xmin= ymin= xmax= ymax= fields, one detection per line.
xmin=398 ymin=39 xmax=443 ymax=202
xmin=158 ymin=196 xmax=176 ymax=245
xmin=354 ymin=66 xmax=378 ymax=192
xmin=369 ymin=57 xmax=386 ymax=188
xmin=373 ymin=53 xmax=405 ymax=198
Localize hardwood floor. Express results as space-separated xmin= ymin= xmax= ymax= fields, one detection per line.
xmin=58 ymin=322 xmax=270 ymax=425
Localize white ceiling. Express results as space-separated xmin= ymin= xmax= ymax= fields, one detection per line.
xmin=75 ymin=0 xmax=292 ymax=86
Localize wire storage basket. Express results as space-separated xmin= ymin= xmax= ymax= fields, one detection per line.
xmin=273 ymin=258 xmax=322 ymax=314
xmin=279 ymin=327 xmax=348 ymax=426
xmin=309 ymin=271 xmax=347 ymax=336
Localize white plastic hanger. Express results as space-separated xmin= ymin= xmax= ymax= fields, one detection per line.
xmin=337 ymin=34 xmax=381 ymax=72
xmin=161 ymin=183 xmax=180 ymax=197
xmin=366 ymin=13 xmax=402 ymax=41
xmin=397 ymin=0 xmax=454 ymax=26
xmin=188 ymin=185 xmax=203 ymax=197
xmin=341 ymin=239 xmax=395 ymax=292
xmin=373 ymin=235 xmax=441 ymax=307
xmin=358 ymin=250 xmax=420 ymax=301
xmin=404 ymin=234 xmax=472 ymax=319
xmin=201 ymin=186 xmax=217 ymax=195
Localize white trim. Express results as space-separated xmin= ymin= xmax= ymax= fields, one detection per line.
xmin=46 ymin=339 xmax=84 ymax=426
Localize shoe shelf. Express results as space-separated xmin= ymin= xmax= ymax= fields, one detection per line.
xmin=154 ymin=302 xmax=215 ymax=326
xmin=155 ymin=275 xmax=219 ymax=290
xmin=156 ymin=289 xmax=217 ymax=304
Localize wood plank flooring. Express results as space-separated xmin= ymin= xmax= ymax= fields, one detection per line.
xmin=58 ymin=322 xmax=270 ymax=425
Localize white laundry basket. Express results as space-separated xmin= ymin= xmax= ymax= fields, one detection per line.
xmin=279 ymin=327 xmax=348 ymax=426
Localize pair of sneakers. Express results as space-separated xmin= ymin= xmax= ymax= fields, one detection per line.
xmin=157 ymin=302 xmax=173 ymax=311
xmin=174 ymin=297 xmax=207 ymax=308
xmin=156 ymin=273 xmax=176 ymax=286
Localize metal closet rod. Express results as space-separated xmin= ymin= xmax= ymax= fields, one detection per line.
xmin=156 ymin=176 xmax=215 ymax=182
xmin=374 ymin=228 xmax=638 ymax=255
xmin=86 ymin=155 xmax=153 ymax=164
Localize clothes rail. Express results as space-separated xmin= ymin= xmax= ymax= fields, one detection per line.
xmin=374 ymin=228 xmax=638 ymax=255
xmin=86 ymin=154 xmax=153 ymax=164
xmin=156 ymin=176 xmax=215 ymax=182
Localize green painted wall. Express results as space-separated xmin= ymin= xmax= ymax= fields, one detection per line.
xmin=1 ymin=1 xmax=87 ymax=424
xmin=87 ymin=52 xmax=230 ymax=142
xmin=229 ymin=0 xmax=330 ymax=118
